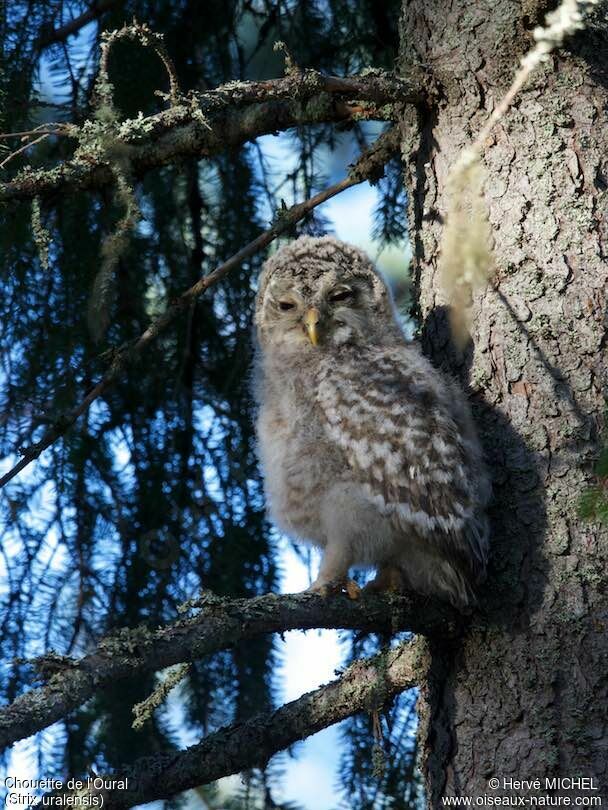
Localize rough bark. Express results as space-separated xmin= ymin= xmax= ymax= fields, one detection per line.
xmin=399 ymin=0 xmax=608 ymax=804
xmin=41 ymin=641 xmax=423 ymax=809
xmin=0 ymin=589 xmax=460 ymax=751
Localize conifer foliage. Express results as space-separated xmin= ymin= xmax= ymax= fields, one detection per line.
xmin=0 ymin=2 xmax=413 ymax=806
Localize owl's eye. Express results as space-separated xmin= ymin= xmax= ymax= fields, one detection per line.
xmin=278 ymin=300 xmax=296 ymax=311
xmin=329 ymin=287 xmax=354 ymax=304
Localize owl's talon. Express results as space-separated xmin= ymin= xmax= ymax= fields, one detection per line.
xmin=306 ymin=578 xmax=360 ymax=598
xmin=305 ymin=582 xmax=331 ymax=597
xmin=305 ymin=580 xmax=336 ymax=597
xmin=345 ymin=579 xmax=362 ymax=600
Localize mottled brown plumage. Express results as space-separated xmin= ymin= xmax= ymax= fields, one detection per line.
xmin=253 ymin=236 xmax=490 ymax=606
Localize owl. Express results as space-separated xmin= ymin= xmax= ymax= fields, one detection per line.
xmin=253 ymin=236 xmax=491 ymax=607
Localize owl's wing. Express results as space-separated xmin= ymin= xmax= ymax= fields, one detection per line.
xmin=316 ymin=349 xmax=488 ymax=580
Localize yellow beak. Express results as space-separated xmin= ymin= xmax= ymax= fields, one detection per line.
xmin=303 ymin=307 xmax=320 ymax=347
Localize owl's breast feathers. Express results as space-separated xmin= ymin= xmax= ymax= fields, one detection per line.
xmin=256 ymin=369 xmax=337 ymax=545
xmin=314 ymin=345 xmax=490 ymax=579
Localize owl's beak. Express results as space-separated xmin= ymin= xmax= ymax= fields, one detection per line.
xmin=303 ymin=307 xmax=320 ymax=347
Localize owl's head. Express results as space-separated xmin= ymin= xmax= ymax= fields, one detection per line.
xmin=255 ymin=236 xmax=399 ymax=355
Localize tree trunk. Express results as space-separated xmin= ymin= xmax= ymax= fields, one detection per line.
xmin=399 ymin=0 xmax=608 ymax=804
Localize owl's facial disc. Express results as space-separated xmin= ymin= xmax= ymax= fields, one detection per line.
xmin=262 ymin=271 xmax=382 ymax=352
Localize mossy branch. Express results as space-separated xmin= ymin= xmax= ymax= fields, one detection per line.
xmin=273 ymin=40 xmax=299 ymax=76
xmin=86 ymin=153 xmax=140 ymax=342
xmin=0 ymin=586 xmax=461 ymax=751
xmin=132 ymin=663 xmax=190 ymax=730
xmin=85 ymin=22 xmax=178 ymax=341
xmin=39 ymin=640 xmax=423 ymax=809
xmin=0 ymin=69 xmax=421 ymax=204
xmin=96 ymin=20 xmax=181 ymax=110
xmin=31 ymin=197 xmax=50 ymax=270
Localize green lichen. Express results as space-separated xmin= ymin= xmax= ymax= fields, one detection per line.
xmin=86 ymin=148 xmax=140 ymax=342
xmin=578 ymin=410 xmax=608 ymax=525
xmin=31 ymin=197 xmax=50 ymax=270
xmin=98 ymin=625 xmax=149 ymax=656
xmin=439 ymin=149 xmax=494 ymax=347
xmin=273 ymin=40 xmax=298 ymax=75
xmin=78 ymin=66 xmax=141 ymax=342
xmin=371 ymin=742 xmax=386 ymax=779
xmin=132 ymin=663 xmax=190 ymax=730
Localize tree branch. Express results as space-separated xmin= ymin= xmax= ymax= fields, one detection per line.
xmin=37 ymin=1 xmax=121 ymax=49
xmin=0 ymin=126 xmax=401 ymax=489
xmin=0 ymin=69 xmax=421 ymax=203
xmin=0 ymin=589 xmax=460 ymax=751
xmin=46 ymin=639 xmax=425 ymax=809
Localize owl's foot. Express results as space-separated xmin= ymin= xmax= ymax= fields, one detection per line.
xmin=345 ymin=579 xmax=362 ymax=600
xmin=306 ymin=578 xmax=362 ymax=600
xmin=364 ymin=565 xmax=404 ymax=594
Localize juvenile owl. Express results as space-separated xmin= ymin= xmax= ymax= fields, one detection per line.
xmin=253 ymin=236 xmax=490 ymax=607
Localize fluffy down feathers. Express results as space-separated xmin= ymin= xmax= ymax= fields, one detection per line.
xmin=253 ymin=236 xmax=490 ymax=607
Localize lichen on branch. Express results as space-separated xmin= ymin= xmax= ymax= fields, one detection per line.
xmin=39 ymin=639 xmax=425 ymax=809
xmin=0 ymin=587 xmax=460 ymax=751
xmin=132 ymin=663 xmax=190 ymax=730
xmin=0 ymin=68 xmax=419 ymax=204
